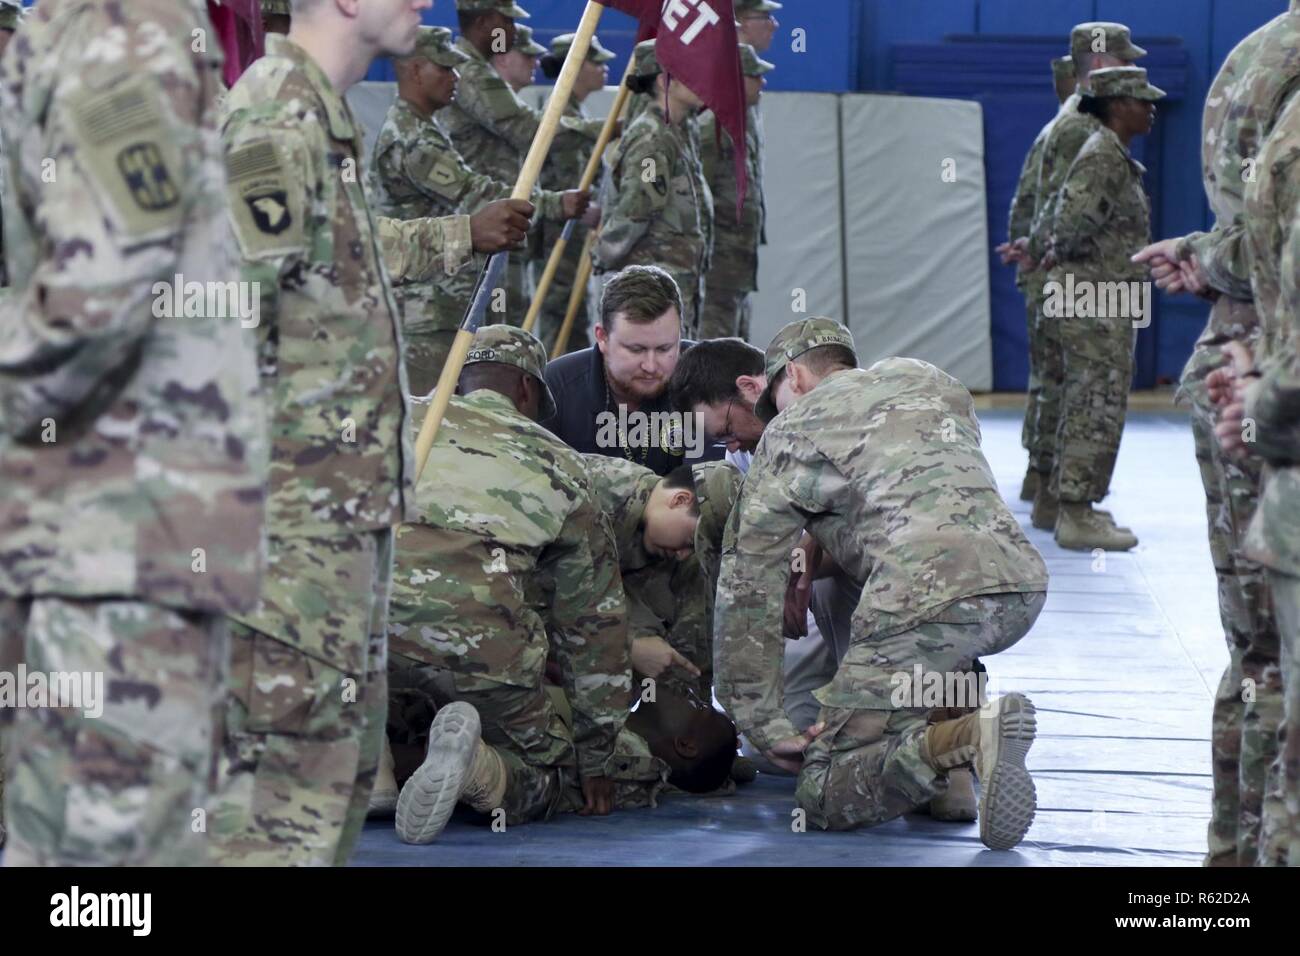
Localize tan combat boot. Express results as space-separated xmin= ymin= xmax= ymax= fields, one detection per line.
xmin=395 ymin=702 xmax=509 ymax=845
xmin=928 ymin=767 xmax=978 ymax=821
xmin=1030 ymin=483 xmax=1059 ymax=530
xmin=922 ymin=694 xmax=1038 ymax=850
xmin=1055 ymin=502 xmax=1138 ymax=551
xmin=366 ymin=735 xmax=400 ymax=818
xmin=1019 ymin=468 xmax=1041 ymax=503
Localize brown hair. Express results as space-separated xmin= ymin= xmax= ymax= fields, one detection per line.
xmin=599 ymin=265 xmax=684 ymax=331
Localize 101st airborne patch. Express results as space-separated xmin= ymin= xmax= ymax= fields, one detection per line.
xmin=226 ymin=137 xmax=305 ymax=259
xmin=70 ymin=75 xmax=186 ymax=242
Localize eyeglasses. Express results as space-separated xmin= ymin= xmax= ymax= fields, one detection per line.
xmin=721 ymin=398 xmax=736 ymax=442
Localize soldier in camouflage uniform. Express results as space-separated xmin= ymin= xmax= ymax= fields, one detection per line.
xmin=714 ymin=318 xmax=1049 ymax=849
xmin=211 ymin=5 xmax=495 ymax=865
xmin=0 ymin=0 xmax=267 ymax=866
xmin=532 ymin=31 xmax=614 ymax=354
xmin=1000 ymin=55 xmax=1076 ymax=503
xmin=735 ymin=0 xmax=781 ymax=53
xmin=441 ymin=0 xmax=606 ymax=321
xmin=385 ymin=326 xmax=737 ymax=843
xmin=1216 ymin=71 xmax=1300 ymax=867
xmin=596 ymin=41 xmax=714 ymax=338
xmin=1045 ymin=67 xmax=1162 ymax=552
xmin=586 ymin=456 xmax=742 ymax=700
xmin=1028 ymin=22 xmax=1145 ymax=534
xmin=1134 ymin=3 xmax=1300 ymax=866
xmin=697 ymin=44 xmax=773 ymax=342
xmin=369 ymin=26 xmax=588 ymax=396
xmin=0 ymin=0 xmax=21 ymax=295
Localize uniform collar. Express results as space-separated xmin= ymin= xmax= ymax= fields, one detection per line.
xmin=462 ymin=388 xmax=527 ymax=417
xmin=1098 ymin=123 xmax=1146 ymax=175
xmin=267 ymin=34 xmax=357 ymax=143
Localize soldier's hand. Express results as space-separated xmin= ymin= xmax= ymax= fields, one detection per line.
xmin=560 ymin=189 xmax=591 ymax=221
xmin=470 ymin=199 xmax=534 ymax=252
xmin=1180 ymin=255 xmax=1211 ymax=297
xmin=1214 ymin=399 xmax=1252 ymax=460
xmin=579 ymin=776 xmax=616 ymax=815
xmin=631 ymin=636 xmax=701 ymax=680
xmin=762 ymin=723 xmax=826 ymax=775
xmin=994 ymin=241 xmax=1017 ymax=266
xmin=610 ymin=118 xmax=624 ymax=140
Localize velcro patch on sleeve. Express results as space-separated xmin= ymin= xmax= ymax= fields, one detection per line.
xmin=226 ymin=137 xmax=305 ymax=260
xmin=68 ymin=75 xmax=185 ymax=241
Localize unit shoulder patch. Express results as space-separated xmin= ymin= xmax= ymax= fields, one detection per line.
xmin=67 ymin=74 xmax=185 ymax=241
xmin=226 ymin=137 xmax=305 ymax=259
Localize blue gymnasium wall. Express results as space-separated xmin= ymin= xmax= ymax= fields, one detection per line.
xmin=362 ymin=0 xmax=1285 ymax=391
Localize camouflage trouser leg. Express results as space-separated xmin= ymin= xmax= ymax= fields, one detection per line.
xmin=1185 ymin=366 xmax=1283 ymax=865
xmin=387 ymin=656 xmax=664 ymax=826
xmin=2 ymin=597 xmax=226 ymax=866
xmin=1052 ymin=318 xmax=1135 ymax=504
xmin=213 ymin=530 xmax=391 ymax=866
xmin=1018 ymin=286 xmax=1044 ymax=464
xmin=402 ymin=327 xmax=459 ymax=399
xmin=1031 ymin=307 xmax=1064 ymax=477
xmin=796 ymin=591 xmax=1045 ymax=830
xmin=536 ymin=224 xmax=591 ymax=356
xmin=669 ymin=269 xmax=703 ymax=339
xmin=1265 ymin=570 xmax=1300 ymax=867
xmin=697 ymin=284 xmax=751 ymax=341
xmin=0 ymin=597 xmax=18 ymax=850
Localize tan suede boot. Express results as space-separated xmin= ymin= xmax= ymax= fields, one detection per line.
xmin=1030 ymin=483 xmax=1059 ymax=530
xmin=395 ymin=702 xmax=508 ymax=845
xmin=1055 ymin=502 xmax=1137 ymax=551
xmin=928 ymin=767 xmax=978 ymax=822
xmin=366 ymin=735 xmax=400 ymax=818
xmin=922 ymin=694 xmax=1038 ymax=850
xmin=1019 ymin=468 xmax=1041 ymax=503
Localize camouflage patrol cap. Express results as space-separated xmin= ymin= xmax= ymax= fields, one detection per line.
xmin=456 ymin=0 xmax=530 ymax=18
xmin=0 ymin=0 xmax=21 ymax=31
xmin=1069 ymin=22 xmax=1146 ymax=67
xmin=1084 ymin=66 xmax=1166 ymax=102
xmin=754 ymin=317 xmax=857 ymax=423
xmin=691 ymin=461 xmax=742 ymax=564
xmin=632 ymin=40 xmax=661 ymax=79
xmin=551 ymin=32 xmax=616 ymax=64
xmin=512 ymin=24 xmax=547 ymax=56
xmin=464 ymin=325 xmax=557 ymax=420
xmin=411 ymin=26 xmax=471 ymax=68
xmin=739 ymin=44 xmax=775 ymax=77
xmin=1051 ymin=56 xmax=1074 ymax=85
xmin=735 ymin=0 xmax=783 ymax=12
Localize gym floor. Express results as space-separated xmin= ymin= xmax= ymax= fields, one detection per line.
xmin=355 ymin=403 xmax=1220 ymax=867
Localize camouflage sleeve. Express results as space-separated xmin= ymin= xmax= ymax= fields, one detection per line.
xmin=0 ymin=12 xmax=202 ymax=437
xmin=545 ymin=482 xmax=634 ymax=778
xmin=1246 ymin=190 xmax=1300 ymax=462
xmin=1029 ymin=120 xmax=1093 ymax=260
xmin=1008 ymin=136 xmax=1045 ymax=241
xmin=626 ymin=584 xmax=668 ymax=639
xmin=1050 ymin=149 xmax=1119 ymax=263
xmin=223 ymin=116 xmax=316 ymax=352
xmin=393 ymin=130 xmax=566 ymax=222
xmin=697 ymin=112 xmax=719 ymax=186
xmin=593 ymin=133 xmax=668 ymax=270
xmin=457 ymin=68 xmax=602 ymax=156
xmin=714 ymin=431 xmax=822 ymax=752
xmin=377 ymin=214 xmax=475 ymax=282
xmin=1180 ymin=220 xmax=1256 ymax=301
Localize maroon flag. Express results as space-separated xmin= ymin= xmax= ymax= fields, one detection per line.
xmin=603 ymin=0 xmax=749 ymax=210
xmin=207 ymin=0 xmax=265 ymax=87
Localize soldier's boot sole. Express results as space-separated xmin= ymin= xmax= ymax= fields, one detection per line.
xmin=977 ymin=694 xmax=1037 ymax=851
xmin=1019 ymin=469 xmax=1041 ymax=503
xmin=928 ymin=767 xmax=978 ymax=822
xmin=366 ymin=734 xmax=400 ymax=818
xmin=395 ymin=702 xmax=481 ymax=845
